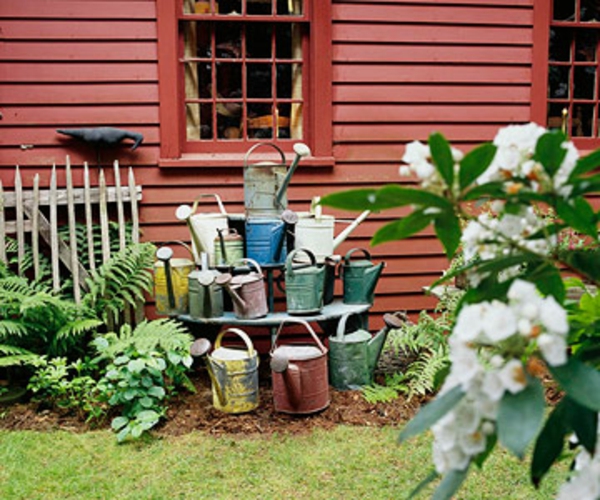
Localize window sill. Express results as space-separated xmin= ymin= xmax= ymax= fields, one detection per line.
xmin=159 ymin=154 xmax=335 ymax=168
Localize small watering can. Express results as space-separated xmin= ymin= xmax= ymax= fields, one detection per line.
xmin=214 ymin=228 xmax=244 ymax=267
xmin=243 ymin=142 xmax=311 ymax=217
xmin=341 ymin=248 xmax=385 ymax=305
xmin=294 ymin=198 xmax=371 ymax=263
xmin=270 ymin=318 xmax=330 ymax=414
xmin=188 ymin=252 xmax=224 ymax=319
xmin=328 ymin=312 xmax=405 ymax=390
xmin=283 ymin=248 xmax=326 ymax=315
xmin=215 ymin=258 xmax=268 ymax=319
xmin=245 ymin=209 xmax=297 ymax=265
xmin=175 ymin=193 xmax=229 ymax=267
xmin=153 ymin=243 xmax=195 ymax=316
xmin=191 ymin=329 xmax=259 ymax=414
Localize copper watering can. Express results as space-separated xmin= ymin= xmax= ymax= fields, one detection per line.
xmin=341 ymin=248 xmax=385 ymax=305
xmin=215 ymin=258 xmax=268 ymax=319
xmin=188 ymin=252 xmax=224 ymax=319
xmin=190 ymin=329 xmax=259 ymax=414
xmin=328 ymin=312 xmax=405 ymax=390
xmin=270 ymin=318 xmax=330 ymax=414
xmin=282 ymin=248 xmax=326 ymax=315
xmin=153 ymin=243 xmax=195 ymax=316
xmin=243 ymin=142 xmax=311 ymax=217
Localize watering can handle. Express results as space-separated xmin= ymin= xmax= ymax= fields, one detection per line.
xmin=271 ymin=318 xmax=327 ymax=354
xmin=238 ymin=257 xmax=263 ymax=276
xmin=160 ymin=240 xmax=195 ymax=260
xmin=335 ymin=312 xmax=364 ymax=341
xmin=191 ymin=193 xmax=228 ymax=216
xmin=285 ymin=247 xmax=317 ymax=277
xmin=215 ymin=328 xmax=256 ymax=357
xmin=243 ymin=142 xmax=286 ymax=168
xmin=344 ymin=247 xmax=372 ymax=264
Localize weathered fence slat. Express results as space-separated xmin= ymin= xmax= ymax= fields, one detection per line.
xmin=32 ymin=174 xmax=40 ymax=280
xmin=114 ymin=160 xmax=126 ymax=251
xmin=84 ymin=162 xmax=96 ymax=272
xmin=66 ymin=157 xmax=81 ymax=303
xmin=0 ymin=181 xmax=5 ymax=264
xmin=15 ymin=167 xmax=25 ymax=275
xmin=128 ymin=167 xmax=140 ymax=245
xmin=99 ymin=169 xmax=110 ymax=264
xmin=50 ymin=165 xmax=60 ymax=292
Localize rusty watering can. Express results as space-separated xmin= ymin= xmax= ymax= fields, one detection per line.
xmin=243 ymin=142 xmax=311 ymax=217
xmin=283 ymin=248 xmax=326 ymax=315
xmin=153 ymin=244 xmax=195 ymax=316
xmin=175 ymin=193 xmax=229 ymax=266
xmin=328 ymin=312 xmax=405 ymax=390
xmin=341 ymin=248 xmax=385 ymax=305
xmin=188 ymin=252 xmax=224 ymax=319
xmin=294 ymin=197 xmax=371 ymax=263
xmin=214 ymin=227 xmax=244 ymax=267
xmin=215 ymin=258 xmax=268 ymax=319
xmin=191 ymin=329 xmax=259 ymax=414
xmin=270 ymin=318 xmax=330 ymax=414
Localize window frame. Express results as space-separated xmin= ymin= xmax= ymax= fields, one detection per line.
xmin=156 ymin=0 xmax=333 ymax=167
xmin=532 ymin=0 xmax=600 ymax=150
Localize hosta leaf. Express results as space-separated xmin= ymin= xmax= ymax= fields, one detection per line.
xmin=459 ymin=142 xmax=497 ymax=190
xmin=429 ymin=132 xmax=454 ymax=188
xmin=111 ymin=416 xmax=129 ymax=431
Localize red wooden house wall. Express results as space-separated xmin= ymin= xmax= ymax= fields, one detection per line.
xmin=0 ymin=0 xmax=535 ymax=331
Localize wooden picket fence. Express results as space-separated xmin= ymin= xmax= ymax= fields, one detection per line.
xmin=0 ymin=157 xmax=143 ymax=322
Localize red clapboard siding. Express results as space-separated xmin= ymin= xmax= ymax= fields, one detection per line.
xmin=338 ymin=0 xmax=532 ymax=5
xmin=0 ymin=1 xmax=156 ymax=19
xmin=334 ymin=124 xmax=513 ymax=142
xmin=1 ymin=62 xmax=158 ymax=83
xmin=0 ymin=106 xmax=159 ymax=126
xmin=2 ymin=20 xmax=156 ymax=40
xmin=3 ymin=41 xmax=158 ymax=62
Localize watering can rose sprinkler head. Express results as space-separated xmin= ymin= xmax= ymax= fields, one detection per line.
xmin=175 ymin=204 xmax=207 ymax=262
xmin=156 ymin=246 xmax=176 ymax=310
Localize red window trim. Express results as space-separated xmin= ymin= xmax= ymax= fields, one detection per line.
xmin=156 ymin=0 xmax=333 ymax=167
xmin=532 ymin=0 xmax=600 ymax=151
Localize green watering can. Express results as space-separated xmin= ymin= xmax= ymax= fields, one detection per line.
xmin=328 ymin=312 xmax=405 ymax=390
xmin=341 ymin=248 xmax=385 ymax=305
xmin=283 ymin=248 xmax=326 ymax=315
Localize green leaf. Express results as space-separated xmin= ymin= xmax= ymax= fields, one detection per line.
xmin=140 ymin=396 xmax=155 ymax=408
xmin=534 ymin=130 xmax=568 ymax=178
xmin=116 ymin=426 xmax=130 ymax=443
xmin=550 ymin=357 xmax=600 ymax=411
xmin=372 ymin=209 xmax=435 ymax=246
xmin=563 ymin=249 xmax=600 ymax=285
xmin=555 ymin=197 xmax=598 ymax=238
xmin=399 ymin=385 xmax=465 ymax=442
xmin=429 ymin=132 xmax=454 ymax=188
xmin=408 ymin=470 xmax=439 ymax=499
xmin=434 ymin=210 xmax=461 ymax=259
xmin=473 ymin=433 xmax=497 ymax=469
xmin=148 ymin=386 xmax=166 ymax=399
xmin=565 ymin=396 xmax=598 ymax=456
xmin=497 ymin=376 xmax=545 ymax=459
xmin=523 ymin=262 xmax=565 ymax=303
xmin=459 ymin=143 xmax=497 ymax=190
xmin=461 ymin=181 xmax=507 ymax=201
xmin=127 ymin=358 xmax=146 ymax=374
xmin=111 ymin=416 xmax=129 ymax=431
xmin=432 ymin=467 xmax=469 ymax=500
xmin=113 ymin=355 xmax=130 ymax=366
xmin=569 ymin=148 xmax=600 ymax=182
xmin=137 ymin=409 xmax=160 ymax=423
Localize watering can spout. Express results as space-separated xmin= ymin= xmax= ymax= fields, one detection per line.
xmin=215 ymin=273 xmax=247 ymax=312
xmin=332 ymin=210 xmax=371 ymax=250
xmin=367 ymin=312 xmax=407 ymax=374
xmin=274 ymin=142 xmax=311 ymax=207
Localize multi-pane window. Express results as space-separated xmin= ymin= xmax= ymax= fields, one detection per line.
xmin=547 ymin=0 xmax=600 ymax=137
xmin=181 ymin=0 xmax=306 ymax=146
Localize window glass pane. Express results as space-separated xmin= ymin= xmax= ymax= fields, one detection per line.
xmin=219 ymin=0 xmax=242 ymax=15
xmin=276 ymin=63 xmax=292 ymax=98
xmin=548 ymin=66 xmax=570 ymax=98
xmin=216 ymin=23 xmax=241 ymax=59
xmin=187 ymin=103 xmax=214 ymax=140
xmin=279 ymin=0 xmax=302 ymax=15
xmin=554 ymin=0 xmax=576 ymax=21
xmin=276 ymin=24 xmax=293 ymax=59
xmin=247 ymin=23 xmax=272 ymax=59
xmin=216 ymin=62 xmax=242 ymax=100
xmin=191 ymin=1 xmax=219 ymax=14
xmin=217 ymin=101 xmax=243 ymax=139
xmin=572 ymin=104 xmax=595 ymax=136
xmin=547 ymin=103 xmax=568 ymax=131
xmin=550 ymin=28 xmax=572 ymax=62
xmin=247 ymin=64 xmax=272 ymax=98
xmin=574 ymin=66 xmax=596 ymax=99
xmin=247 ymin=112 xmax=273 ymax=138
xmin=576 ymin=30 xmax=598 ymax=61
xmin=277 ymin=103 xmax=291 ymax=138
xmin=248 ymin=0 xmax=272 ymax=15
xmin=581 ymin=0 xmax=600 ymax=22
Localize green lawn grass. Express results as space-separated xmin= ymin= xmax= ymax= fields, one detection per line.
xmin=0 ymin=426 xmax=566 ymax=499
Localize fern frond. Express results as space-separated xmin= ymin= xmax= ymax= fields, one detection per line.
xmin=56 ymin=318 xmax=103 ymax=341
xmin=0 ymin=344 xmax=38 ymax=367
xmin=0 ymin=320 xmax=29 ymax=339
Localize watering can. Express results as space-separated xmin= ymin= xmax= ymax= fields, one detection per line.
xmin=283 ymin=248 xmax=326 ymax=315
xmin=175 ymin=193 xmax=229 ymax=267
xmin=341 ymin=248 xmax=385 ymax=305
xmin=245 ymin=209 xmax=297 ymax=265
xmin=270 ymin=318 xmax=330 ymax=414
xmin=153 ymin=244 xmax=195 ymax=316
xmin=190 ymin=329 xmax=259 ymax=414
xmin=214 ymin=228 xmax=244 ymax=267
xmin=328 ymin=312 xmax=405 ymax=390
xmin=215 ymin=258 xmax=269 ymax=319
xmin=243 ymin=142 xmax=311 ymax=217
xmin=294 ymin=198 xmax=371 ymax=263
xmin=188 ymin=252 xmax=224 ymax=319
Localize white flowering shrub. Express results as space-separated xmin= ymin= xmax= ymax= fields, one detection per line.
xmin=321 ymin=123 xmax=600 ymax=499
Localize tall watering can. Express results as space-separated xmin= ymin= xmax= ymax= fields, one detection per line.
xmin=243 ymin=142 xmax=311 ymax=217
xmin=216 ymin=258 xmax=268 ymax=319
xmin=188 ymin=252 xmax=224 ymax=319
xmin=328 ymin=312 xmax=405 ymax=390
xmin=175 ymin=193 xmax=229 ymax=267
xmin=191 ymin=329 xmax=259 ymax=414
xmin=341 ymin=248 xmax=385 ymax=305
xmin=245 ymin=209 xmax=297 ymax=265
xmin=294 ymin=198 xmax=371 ymax=263
xmin=154 ymin=244 xmax=195 ymax=316
xmin=283 ymin=248 xmax=326 ymax=315
xmin=270 ymin=318 xmax=330 ymax=414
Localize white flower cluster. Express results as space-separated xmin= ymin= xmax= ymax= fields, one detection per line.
xmin=432 ymin=279 xmax=570 ymax=474
xmin=557 ymin=415 xmax=600 ymax=500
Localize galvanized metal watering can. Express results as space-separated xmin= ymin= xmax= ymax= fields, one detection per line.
xmin=341 ymin=248 xmax=385 ymax=305
xmin=283 ymin=248 xmax=326 ymax=315
xmin=243 ymin=142 xmax=311 ymax=217
xmin=175 ymin=193 xmax=229 ymax=267
xmin=214 ymin=228 xmax=244 ymax=267
xmin=245 ymin=209 xmax=297 ymax=265
xmin=154 ymin=244 xmax=195 ymax=316
xmin=188 ymin=252 xmax=224 ymax=319
xmin=215 ymin=258 xmax=268 ymax=319
xmin=191 ymin=329 xmax=259 ymax=414
xmin=270 ymin=318 xmax=330 ymax=414
xmin=328 ymin=312 xmax=405 ymax=390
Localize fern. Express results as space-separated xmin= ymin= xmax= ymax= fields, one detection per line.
xmin=362 ymin=373 xmax=409 ymax=404
xmin=0 ymin=344 xmax=38 ymax=367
